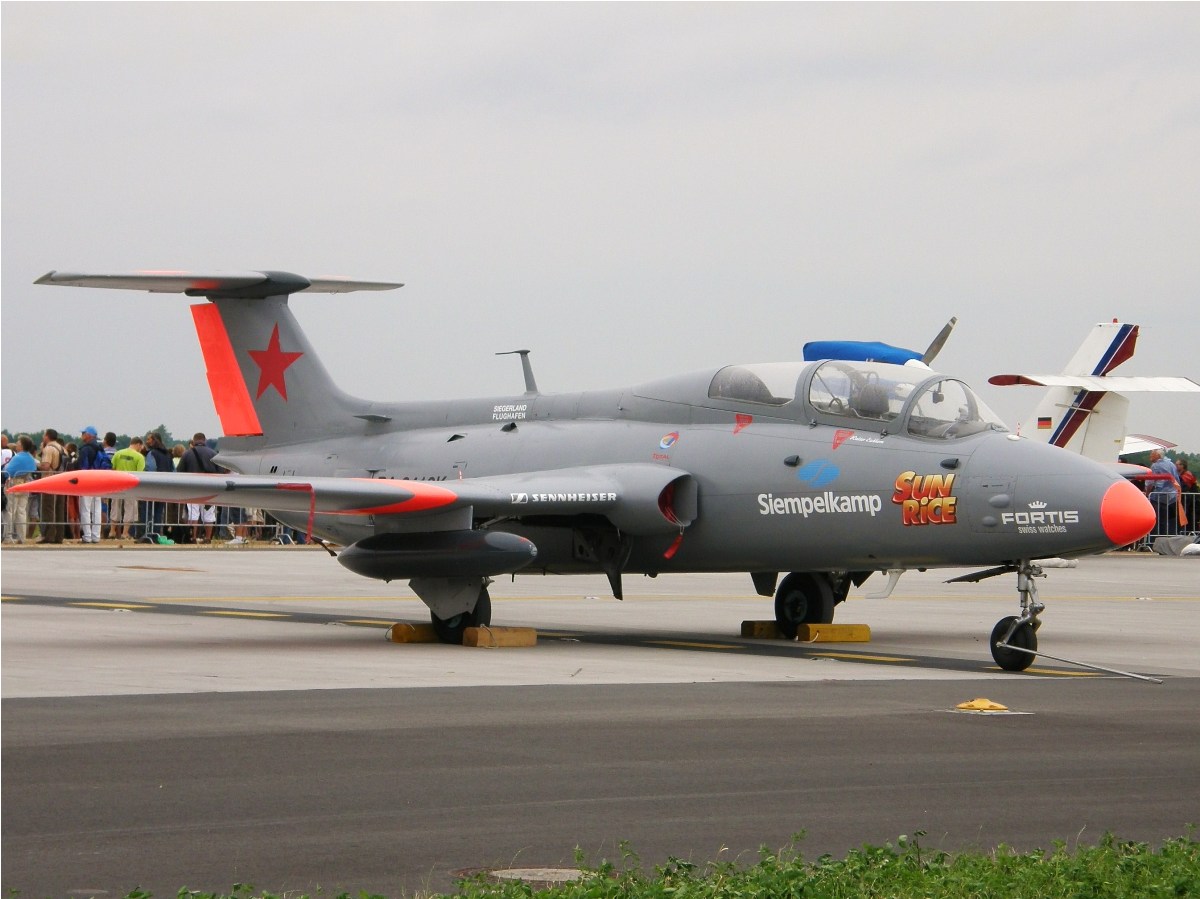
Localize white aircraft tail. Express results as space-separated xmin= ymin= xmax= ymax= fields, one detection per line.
xmin=35 ymin=271 xmax=402 ymax=442
xmin=1022 ymin=321 xmax=1135 ymax=460
xmin=989 ymin=321 xmax=1200 ymax=462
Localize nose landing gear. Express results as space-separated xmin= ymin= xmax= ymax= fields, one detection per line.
xmin=988 ymin=556 xmax=1046 ymax=672
xmin=949 ymin=558 xmax=1162 ymax=682
xmin=990 ymin=560 xmax=1046 ymax=671
xmin=947 ymin=559 xmax=1047 ymax=670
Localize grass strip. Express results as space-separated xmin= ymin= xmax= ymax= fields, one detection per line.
xmin=113 ymin=831 xmax=1200 ymax=899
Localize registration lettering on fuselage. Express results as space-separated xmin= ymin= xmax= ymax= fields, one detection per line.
xmin=493 ymin=404 xmax=528 ymax=421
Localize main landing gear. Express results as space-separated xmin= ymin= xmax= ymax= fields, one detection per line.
xmin=773 ymin=573 xmax=838 ymax=638
xmin=430 ymin=585 xmax=492 ymax=644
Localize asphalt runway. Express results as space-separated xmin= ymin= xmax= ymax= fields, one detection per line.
xmin=3 ymin=547 xmax=1198 ymax=897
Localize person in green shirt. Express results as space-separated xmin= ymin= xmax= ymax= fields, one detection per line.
xmin=109 ymin=437 xmax=146 ymax=540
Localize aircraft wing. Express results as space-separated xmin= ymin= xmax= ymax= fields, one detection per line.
xmin=989 ymin=374 xmax=1200 ymax=392
xmin=10 ymin=470 xmax=460 ymax=516
xmin=12 ymin=463 xmax=695 ymax=536
xmin=34 ymin=271 xmax=402 ymax=295
xmin=1121 ymin=434 xmax=1177 ymax=456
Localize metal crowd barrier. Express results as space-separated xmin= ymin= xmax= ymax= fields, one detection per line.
xmin=1121 ymin=490 xmax=1199 ymax=551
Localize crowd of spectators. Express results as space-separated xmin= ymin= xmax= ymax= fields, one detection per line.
xmin=1140 ymin=450 xmax=1198 ymax=540
xmin=2 ymin=428 xmax=306 ymax=546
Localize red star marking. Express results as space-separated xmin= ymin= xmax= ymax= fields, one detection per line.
xmin=248 ymin=324 xmax=303 ymax=400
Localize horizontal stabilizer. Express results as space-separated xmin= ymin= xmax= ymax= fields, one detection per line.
xmin=990 ymin=373 xmax=1200 ymax=392
xmin=35 ymin=270 xmax=402 ymax=297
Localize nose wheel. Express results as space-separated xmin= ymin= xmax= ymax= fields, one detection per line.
xmin=990 ymin=560 xmax=1045 ymax=671
xmin=991 ymin=616 xmax=1037 ymax=670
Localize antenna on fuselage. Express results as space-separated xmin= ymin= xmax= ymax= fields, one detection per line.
xmin=496 ymin=349 xmax=539 ymax=395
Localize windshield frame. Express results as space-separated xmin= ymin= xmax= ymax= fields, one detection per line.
xmin=902 ymin=375 xmax=1009 ymax=440
xmin=799 ymin=360 xmax=1009 ymax=439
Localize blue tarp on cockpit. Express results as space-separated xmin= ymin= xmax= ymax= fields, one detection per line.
xmin=802 ymin=340 xmax=922 ymax=365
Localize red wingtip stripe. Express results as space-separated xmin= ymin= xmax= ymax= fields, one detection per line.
xmin=337 ymin=480 xmax=460 ymax=515
xmin=8 ymin=470 xmax=141 ymax=496
xmin=191 ymin=303 xmax=264 ymax=437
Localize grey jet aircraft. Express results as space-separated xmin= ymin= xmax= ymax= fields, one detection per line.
xmin=17 ymin=270 xmax=1158 ymax=671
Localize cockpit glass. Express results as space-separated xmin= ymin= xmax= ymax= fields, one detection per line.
xmin=708 ymin=362 xmax=807 ymax=406
xmin=906 ymin=378 xmax=1009 ymax=439
xmin=711 ymin=360 xmax=1009 ymax=439
xmin=807 ymin=361 xmax=919 ymax=424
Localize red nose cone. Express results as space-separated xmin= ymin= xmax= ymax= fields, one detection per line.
xmin=1100 ymin=478 xmax=1156 ymax=546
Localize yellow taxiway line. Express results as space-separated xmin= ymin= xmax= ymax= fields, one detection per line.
xmin=69 ymin=602 xmax=154 ymax=610
xmin=203 ymin=610 xmax=291 ymax=619
xmin=811 ymin=652 xmax=913 ymax=663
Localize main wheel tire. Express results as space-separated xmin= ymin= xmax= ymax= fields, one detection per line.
xmin=990 ymin=615 xmax=1037 ymax=672
xmin=774 ymin=573 xmax=835 ymax=638
xmin=430 ymin=587 xmax=493 ymax=644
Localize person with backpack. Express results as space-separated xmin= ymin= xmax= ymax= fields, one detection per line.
xmin=177 ymin=432 xmax=221 ymax=543
xmin=76 ymin=425 xmax=110 ymax=543
xmin=143 ymin=432 xmax=174 ymax=540
xmin=36 ymin=429 xmax=67 ymax=543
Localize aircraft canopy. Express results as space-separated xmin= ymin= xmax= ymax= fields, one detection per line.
xmin=707 ymin=360 xmax=1008 ymax=439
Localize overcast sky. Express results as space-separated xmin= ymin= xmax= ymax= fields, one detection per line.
xmin=3 ymin=3 xmax=1198 ymax=451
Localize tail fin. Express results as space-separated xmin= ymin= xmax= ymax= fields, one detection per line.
xmin=989 ymin=321 xmax=1200 ymax=461
xmin=195 ymin=294 xmax=362 ymax=438
xmin=36 ymin=270 xmax=402 ymax=441
xmin=1024 ymin=322 xmax=1137 ymax=458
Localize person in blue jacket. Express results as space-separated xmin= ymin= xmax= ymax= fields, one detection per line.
xmin=3 ymin=435 xmax=39 ymax=543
